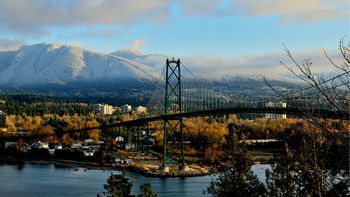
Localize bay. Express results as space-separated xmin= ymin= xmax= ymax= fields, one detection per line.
xmin=0 ymin=162 xmax=269 ymax=197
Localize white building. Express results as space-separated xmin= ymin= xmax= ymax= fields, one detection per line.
xmin=94 ymin=104 xmax=115 ymax=115
xmin=121 ymin=104 xmax=132 ymax=113
xmin=265 ymin=101 xmax=275 ymax=108
xmin=84 ymin=139 xmax=94 ymax=144
xmin=82 ymin=147 xmax=95 ymax=157
xmin=32 ymin=141 xmax=49 ymax=149
xmin=276 ymin=102 xmax=287 ymax=108
xmin=4 ymin=141 xmax=17 ymax=149
xmin=135 ymin=106 xmax=147 ymax=114
xmin=265 ymin=102 xmax=287 ymax=119
xmin=115 ymin=136 xmax=124 ymax=142
xmin=71 ymin=143 xmax=82 ymax=149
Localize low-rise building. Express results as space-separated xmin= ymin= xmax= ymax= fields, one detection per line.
xmin=114 ymin=156 xmax=132 ymax=165
xmin=4 ymin=141 xmax=17 ymax=149
xmin=115 ymin=136 xmax=124 ymax=142
xmin=82 ymin=147 xmax=95 ymax=157
xmin=124 ymin=142 xmax=136 ymax=150
xmin=84 ymin=139 xmax=94 ymax=144
xmin=54 ymin=144 xmax=62 ymax=150
xmin=31 ymin=141 xmax=49 ymax=149
xmin=71 ymin=143 xmax=82 ymax=149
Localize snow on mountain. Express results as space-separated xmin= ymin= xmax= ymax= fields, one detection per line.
xmin=111 ymin=49 xmax=168 ymax=74
xmin=0 ymin=43 xmax=156 ymax=86
xmin=0 ymin=43 xmax=297 ymax=91
xmin=111 ymin=48 xmax=144 ymax=59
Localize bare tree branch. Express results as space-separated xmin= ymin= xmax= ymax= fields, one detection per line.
xmin=264 ymin=41 xmax=350 ymax=156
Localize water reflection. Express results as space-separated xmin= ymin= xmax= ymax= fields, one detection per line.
xmin=17 ymin=161 xmax=25 ymax=170
xmin=0 ymin=162 xmax=268 ymax=197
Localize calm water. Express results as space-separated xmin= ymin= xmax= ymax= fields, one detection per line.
xmin=0 ymin=162 xmax=269 ymax=197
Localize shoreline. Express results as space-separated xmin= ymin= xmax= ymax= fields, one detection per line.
xmin=0 ymin=157 xmax=270 ymax=178
xmin=0 ymin=148 xmax=274 ymax=177
xmin=0 ymin=157 xmax=123 ymax=170
xmin=0 ymin=157 xmax=214 ymax=177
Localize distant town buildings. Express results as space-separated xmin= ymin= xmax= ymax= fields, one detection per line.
xmin=32 ymin=141 xmax=49 ymax=149
xmin=135 ymin=106 xmax=147 ymax=114
xmin=265 ymin=102 xmax=287 ymax=119
xmin=265 ymin=101 xmax=287 ymax=108
xmin=94 ymin=104 xmax=115 ymax=115
xmin=115 ymin=136 xmax=124 ymax=142
xmin=121 ymin=104 xmax=132 ymax=113
xmin=93 ymin=103 xmax=148 ymax=115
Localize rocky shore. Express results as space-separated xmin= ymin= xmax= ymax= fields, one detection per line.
xmin=0 ymin=149 xmax=272 ymax=177
xmin=0 ymin=157 xmax=213 ymax=177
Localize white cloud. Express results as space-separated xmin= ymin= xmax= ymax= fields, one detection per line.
xmin=134 ymin=47 xmax=344 ymax=80
xmin=75 ymin=28 xmax=117 ymax=38
xmin=0 ymin=0 xmax=346 ymax=36
xmin=178 ymin=0 xmax=223 ymax=16
xmin=0 ymin=0 xmax=170 ymax=35
xmin=188 ymin=48 xmax=344 ymax=79
xmin=129 ymin=38 xmax=146 ymax=50
xmin=232 ymin=0 xmax=348 ymax=23
xmin=0 ymin=38 xmax=23 ymax=51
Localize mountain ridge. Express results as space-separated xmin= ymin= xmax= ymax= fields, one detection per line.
xmin=0 ymin=43 xmax=156 ymax=87
xmin=0 ymin=42 xmax=298 ymax=96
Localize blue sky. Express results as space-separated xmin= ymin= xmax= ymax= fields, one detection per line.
xmin=0 ymin=0 xmax=347 ymax=55
xmin=0 ymin=0 xmax=348 ymax=77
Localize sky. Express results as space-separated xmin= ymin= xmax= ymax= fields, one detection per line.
xmin=0 ymin=0 xmax=348 ymax=78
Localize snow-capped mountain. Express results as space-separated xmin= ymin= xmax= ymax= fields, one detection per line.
xmin=0 ymin=42 xmax=297 ymax=95
xmin=0 ymin=43 xmax=157 ymax=87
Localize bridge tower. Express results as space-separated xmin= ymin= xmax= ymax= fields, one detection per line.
xmin=162 ymin=58 xmax=187 ymax=172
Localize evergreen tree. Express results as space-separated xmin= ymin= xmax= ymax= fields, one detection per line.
xmin=99 ymin=173 xmax=157 ymax=197
xmin=102 ymin=172 xmax=133 ymax=197
xmin=137 ymin=183 xmax=157 ymax=197
xmin=206 ymin=123 xmax=267 ymax=197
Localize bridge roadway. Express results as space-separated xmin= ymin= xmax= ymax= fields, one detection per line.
xmin=3 ymin=107 xmax=347 ymax=140
xmin=82 ymin=107 xmax=349 ymax=131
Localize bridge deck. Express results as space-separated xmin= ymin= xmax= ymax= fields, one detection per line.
xmin=86 ymin=107 xmax=348 ymax=130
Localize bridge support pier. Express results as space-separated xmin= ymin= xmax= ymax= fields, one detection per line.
xmin=179 ymin=164 xmax=189 ymax=172
xmin=136 ymin=126 xmax=141 ymax=157
xmin=160 ymin=165 xmax=170 ymax=173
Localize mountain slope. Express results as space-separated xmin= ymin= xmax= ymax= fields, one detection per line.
xmin=0 ymin=43 xmax=156 ymax=86
xmin=0 ymin=43 xmax=299 ymax=97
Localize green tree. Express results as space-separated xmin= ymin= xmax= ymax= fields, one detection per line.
xmin=265 ymin=142 xmax=298 ymax=197
xmin=206 ymin=123 xmax=267 ymax=197
xmin=101 ymin=172 xmax=133 ymax=197
xmin=137 ymin=183 xmax=157 ymax=197
xmin=99 ymin=173 xmax=157 ymax=197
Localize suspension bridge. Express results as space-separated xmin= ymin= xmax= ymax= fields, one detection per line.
xmin=81 ymin=58 xmax=349 ymax=171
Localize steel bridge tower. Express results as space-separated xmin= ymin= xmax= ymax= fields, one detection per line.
xmin=162 ymin=58 xmax=187 ymax=172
